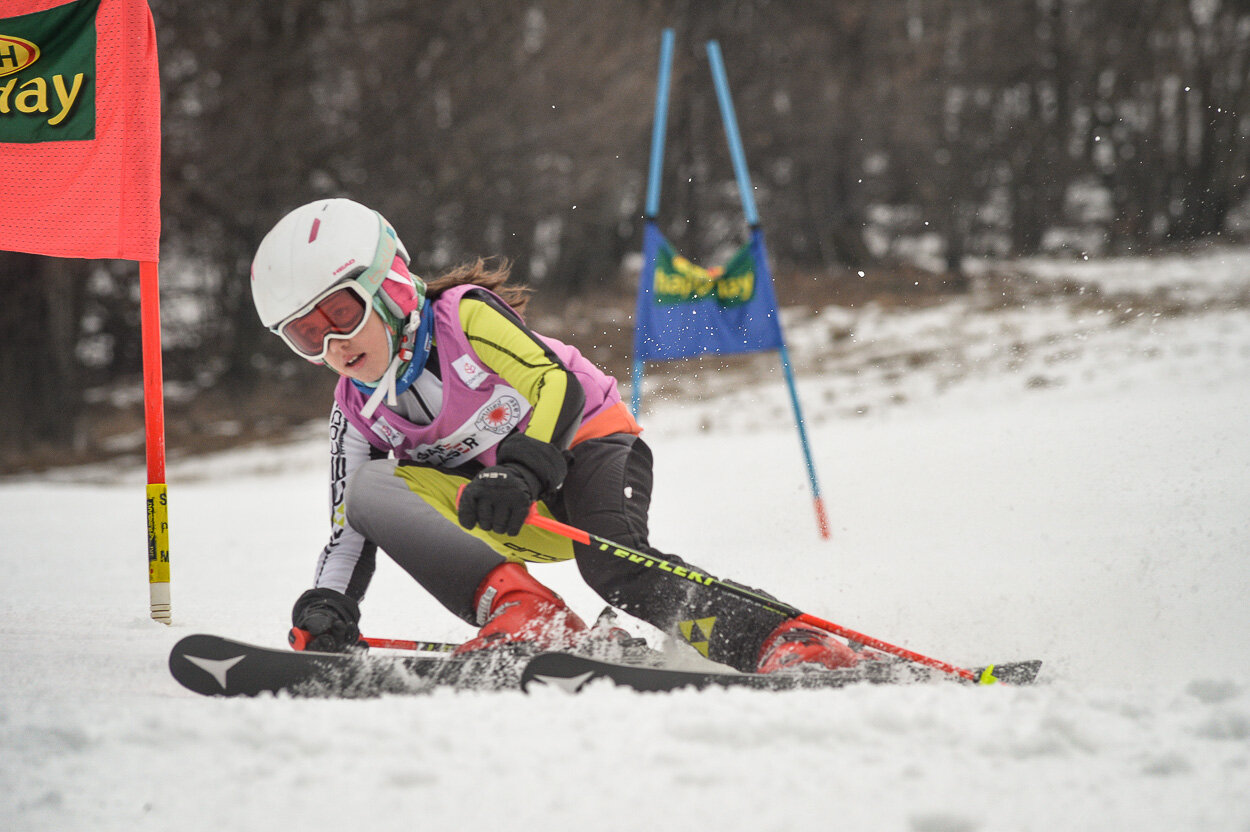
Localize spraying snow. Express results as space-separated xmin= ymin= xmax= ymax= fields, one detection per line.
xmin=2 ymin=248 xmax=1248 ymax=831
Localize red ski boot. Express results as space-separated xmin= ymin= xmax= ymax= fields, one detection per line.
xmin=756 ymin=618 xmax=861 ymax=674
xmin=455 ymin=563 xmax=588 ymax=654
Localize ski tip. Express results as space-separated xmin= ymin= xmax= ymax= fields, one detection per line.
xmin=975 ymin=660 xmax=1043 ymax=686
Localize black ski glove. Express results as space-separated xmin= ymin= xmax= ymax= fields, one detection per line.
xmin=290 ymin=587 xmax=364 ymax=653
xmin=458 ymin=432 xmax=568 ymax=536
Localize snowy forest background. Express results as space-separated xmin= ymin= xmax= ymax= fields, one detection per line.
xmin=5 ymin=0 xmax=1250 ymax=470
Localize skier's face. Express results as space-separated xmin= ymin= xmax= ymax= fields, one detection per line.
xmin=323 ymin=310 xmax=391 ymax=383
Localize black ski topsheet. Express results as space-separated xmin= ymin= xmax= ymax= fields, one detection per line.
xmin=168 ymin=634 xmax=522 ymax=698
xmin=521 ymin=652 xmax=1043 ymax=694
xmin=170 ymin=634 xmax=1042 ymax=698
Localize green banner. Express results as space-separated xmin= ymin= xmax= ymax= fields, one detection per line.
xmin=653 ymin=239 xmax=756 ymax=307
xmin=0 ymin=0 xmax=98 ymax=143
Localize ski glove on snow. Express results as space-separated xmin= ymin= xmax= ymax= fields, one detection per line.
xmin=458 ymin=432 xmax=569 ymax=536
xmin=290 ymin=587 xmax=363 ymax=652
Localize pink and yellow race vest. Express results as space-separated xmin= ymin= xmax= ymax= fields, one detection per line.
xmin=335 ymin=285 xmax=637 ymax=468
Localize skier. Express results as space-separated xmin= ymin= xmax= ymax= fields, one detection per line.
xmin=250 ymin=197 xmax=862 ymax=675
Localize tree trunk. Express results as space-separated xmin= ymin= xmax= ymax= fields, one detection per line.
xmin=0 ymin=253 xmax=88 ymax=465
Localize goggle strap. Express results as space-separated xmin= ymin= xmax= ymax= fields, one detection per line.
xmin=354 ymin=214 xmax=399 ymax=296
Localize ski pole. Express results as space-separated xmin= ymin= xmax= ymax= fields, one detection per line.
xmin=790 ymin=614 xmax=977 ymax=682
xmin=362 ymin=637 xmax=458 ymax=652
xmin=289 ymin=628 xmax=459 ymax=653
xmin=518 ymin=507 xmax=983 ymax=683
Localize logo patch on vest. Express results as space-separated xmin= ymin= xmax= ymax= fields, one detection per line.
xmin=475 ymin=395 xmax=523 ymax=434
xmin=452 ymin=353 xmax=490 ymax=389
xmin=370 ymin=415 xmax=406 ymax=448
xmin=406 ymin=386 xmax=531 ymax=467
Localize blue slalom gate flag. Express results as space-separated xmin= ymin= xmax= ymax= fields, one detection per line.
xmin=631 ymin=31 xmax=831 ymax=538
xmin=633 ymin=223 xmax=783 ymax=361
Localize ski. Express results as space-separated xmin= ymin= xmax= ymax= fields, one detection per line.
xmin=520 ymin=652 xmax=1043 ymax=694
xmin=168 ymin=634 xmax=523 ymax=698
xmin=170 ymin=634 xmax=1041 ymax=698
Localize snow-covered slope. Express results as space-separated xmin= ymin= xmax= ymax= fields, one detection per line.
xmin=2 ymin=249 xmax=1248 ymax=831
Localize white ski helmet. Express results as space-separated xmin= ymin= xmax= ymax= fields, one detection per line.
xmin=251 ymin=198 xmax=426 ymax=362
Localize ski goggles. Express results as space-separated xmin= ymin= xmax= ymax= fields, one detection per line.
xmin=274 ymin=215 xmax=402 ymax=360
xmin=274 ymin=280 xmax=372 ymax=361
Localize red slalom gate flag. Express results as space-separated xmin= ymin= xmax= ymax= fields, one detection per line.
xmin=0 ymin=0 xmax=160 ymax=261
xmin=0 ymin=0 xmax=169 ymax=623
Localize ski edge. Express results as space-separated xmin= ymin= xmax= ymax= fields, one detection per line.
xmin=521 ymin=652 xmax=1044 ymax=694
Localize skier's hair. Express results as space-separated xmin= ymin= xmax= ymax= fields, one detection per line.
xmin=426 ymin=257 xmax=532 ymax=317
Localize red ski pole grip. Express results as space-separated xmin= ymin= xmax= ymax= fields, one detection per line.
xmin=288 ymin=627 xmax=311 ymax=651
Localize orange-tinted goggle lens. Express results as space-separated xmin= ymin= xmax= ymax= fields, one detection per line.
xmin=279 ymin=286 xmax=369 ymax=358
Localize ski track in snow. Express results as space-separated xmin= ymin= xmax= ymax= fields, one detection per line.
xmin=3 ymin=248 xmax=1250 ymax=831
